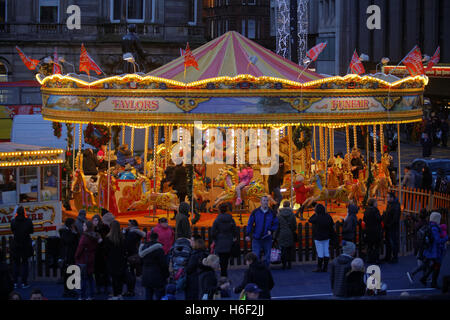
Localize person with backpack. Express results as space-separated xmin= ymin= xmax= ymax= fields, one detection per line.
xmin=169 ymin=236 xmax=193 ymax=297
xmin=245 ymin=196 xmax=279 ymax=267
xmin=184 ymin=237 xmax=208 ymax=300
xmin=10 ymin=206 xmax=34 ymax=289
xmin=139 ymin=232 xmax=169 ymax=300
xmin=274 ymin=201 xmax=297 ymax=270
xmin=211 ymin=203 xmax=239 ymax=277
xmin=342 ymin=203 xmax=358 ymax=244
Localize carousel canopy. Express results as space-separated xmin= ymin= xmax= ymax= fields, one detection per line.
xmin=148 ymin=31 xmax=323 ymax=84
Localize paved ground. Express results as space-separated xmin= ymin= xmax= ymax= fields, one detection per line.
xmin=11 ymin=254 xmax=448 ymax=300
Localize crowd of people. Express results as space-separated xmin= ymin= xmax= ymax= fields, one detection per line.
xmin=1 ymin=193 xmax=449 ymax=300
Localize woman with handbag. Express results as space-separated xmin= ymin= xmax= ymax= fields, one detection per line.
xmin=75 ymin=221 xmax=100 ymax=300
xmin=211 ymin=203 xmax=239 ymax=277
xmin=275 ymin=201 xmax=297 ymax=269
xmin=309 ymin=203 xmax=335 ymax=272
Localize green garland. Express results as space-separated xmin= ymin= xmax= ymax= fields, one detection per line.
xmin=292 ymin=125 xmax=312 ymax=150
xmin=84 ymin=123 xmax=111 ymax=149
xmin=52 ymin=122 xmax=62 ymax=139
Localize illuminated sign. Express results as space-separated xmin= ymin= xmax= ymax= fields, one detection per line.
xmin=112 ymin=99 xmax=159 ymax=111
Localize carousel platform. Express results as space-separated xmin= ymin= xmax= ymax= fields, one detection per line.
xmin=62 ymin=199 xmax=387 ymax=230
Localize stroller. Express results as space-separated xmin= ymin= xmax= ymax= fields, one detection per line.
xmin=168 ymin=238 xmax=192 ymax=292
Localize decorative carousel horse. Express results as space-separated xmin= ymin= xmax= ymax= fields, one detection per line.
xmin=370 ymin=156 xmax=392 ymax=200
xmin=212 ymin=165 xmax=276 ymax=209
xmin=343 ymin=171 xmax=366 ymax=205
xmin=193 ymin=173 xmax=210 ymax=212
xmin=127 ymin=176 xmax=179 ymax=211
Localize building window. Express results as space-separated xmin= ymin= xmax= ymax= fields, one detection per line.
xmin=248 ymin=0 xmax=256 ymax=5
xmin=225 ymin=19 xmax=229 ymax=32
xmin=188 ymin=0 xmax=198 ymax=26
xmin=211 ymin=20 xmax=214 ymax=38
xmin=19 ymin=167 xmax=38 ymax=203
xmin=39 ymin=0 xmax=59 ymax=23
xmin=111 ymin=0 xmax=145 ymax=23
xmin=241 ymin=19 xmax=246 ymax=36
xmin=0 ymin=0 xmax=7 ymax=23
xmin=0 ymin=62 xmax=7 ymax=82
xmin=248 ymin=18 xmax=255 ymax=39
xmin=41 ymin=166 xmax=59 ymax=201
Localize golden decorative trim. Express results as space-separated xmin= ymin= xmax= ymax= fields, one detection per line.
xmin=280 ymin=97 xmax=323 ymax=112
xmin=374 ymin=96 xmax=402 ymax=110
xmin=164 ymin=97 xmax=211 ymax=111
xmin=42 ymin=107 xmax=423 ymax=127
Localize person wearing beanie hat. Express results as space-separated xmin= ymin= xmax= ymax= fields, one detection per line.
xmin=330 ymin=240 xmax=356 ymax=297
xmin=342 ymin=204 xmax=359 ymax=243
xmin=344 ymin=257 xmax=366 ymax=297
xmin=382 ymin=192 xmax=401 ymax=263
xmin=363 ymin=198 xmax=382 ymax=264
xmin=102 ymin=212 xmax=116 ymax=227
xmin=309 ymin=203 xmax=335 ymax=272
xmin=175 ymin=202 xmax=192 ymax=239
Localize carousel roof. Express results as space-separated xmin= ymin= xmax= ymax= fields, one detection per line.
xmin=148 ymin=31 xmax=323 ymax=83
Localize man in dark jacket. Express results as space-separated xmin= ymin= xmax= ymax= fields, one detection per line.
xmin=330 ymin=241 xmax=356 ymax=297
xmin=211 ymin=203 xmax=238 ymax=277
xmin=139 ymin=232 xmax=169 ymax=300
xmin=58 ymin=218 xmax=79 ymax=298
xmin=245 ymin=196 xmax=279 ymax=267
xmin=82 ymin=148 xmax=99 ymax=176
xmin=175 ymin=202 xmax=192 ymax=239
xmin=170 ymin=163 xmax=188 ymax=204
xmin=234 ymin=252 xmax=275 ymax=299
xmin=267 ymin=157 xmax=285 ymax=210
xmin=342 ymin=204 xmax=358 ymax=243
xmin=382 ymin=192 xmax=401 ymax=263
xmin=123 ymin=219 xmax=145 ymax=297
xmin=10 ymin=206 xmax=34 ymax=288
xmin=363 ymin=199 xmax=382 ymax=264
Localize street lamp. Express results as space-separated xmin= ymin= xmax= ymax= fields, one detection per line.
xmin=58 ymin=57 xmax=75 ymax=73
xmin=376 ymin=57 xmax=390 ymax=73
xmin=43 ymin=56 xmax=64 ymax=73
xmin=123 ymin=52 xmax=138 ymax=73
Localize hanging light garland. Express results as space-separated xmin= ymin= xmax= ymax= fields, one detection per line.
xmin=319 ymin=126 xmax=324 ymax=160
xmin=153 ymin=126 xmax=159 ymax=191
xmin=130 ymin=127 xmax=135 ymax=156
xmin=380 ymin=124 xmax=384 ymax=155
xmin=373 ymin=124 xmax=377 ymax=163
xmin=121 ymin=125 xmax=125 ymax=145
xmin=353 ymin=125 xmax=357 ymax=150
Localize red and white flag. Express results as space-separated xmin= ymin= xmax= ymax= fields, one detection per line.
xmin=79 ymin=43 xmax=103 ymax=76
xmin=15 ymin=46 xmax=40 ymax=70
xmin=349 ymin=50 xmax=365 ymax=75
xmin=426 ymin=46 xmax=440 ymax=71
xmin=181 ymin=42 xmax=199 ymax=70
xmin=306 ymin=42 xmax=327 ymax=62
xmin=402 ymin=45 xmax=425 ymax=76
xmin=53 ymin=47 xmax=62 ymax=74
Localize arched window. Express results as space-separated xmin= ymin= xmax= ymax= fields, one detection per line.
xmin=0 ymin=62 xmax=8 ymax=81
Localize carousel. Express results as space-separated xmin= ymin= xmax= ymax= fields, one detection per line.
xmin=36 ymin=31 xmax=427 ymax=228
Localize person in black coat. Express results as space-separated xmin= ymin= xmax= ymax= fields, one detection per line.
xmin=123 ymin=219 xmax=145 ymax=297
xmin=160 ymin=165 xmax=176 ymax=192
xmin=330 ymin=241 xmax=356 ymax=297
xmin=421 ymin=166 xmax=433 ymax=191
xmin=92 ymin=214 xmax=110 ymax=295
xmin=170 ymin=163 xmax=188 ymax=203
xmin=234 ymin=252 xmax=275 ymax=300
xmin=82 ymin=148 xmax=99 ymax=176
xmin=382 ymin=192 xmax=401 ymax=263
xmin=421 ymin=132 xmax=432 ymax=158
xmin=344 ymin=257 xmax=366 ymax=297
xmin=211 ymin=203 xmax=238 ymax=277
xmin=139 ymin=232 xmax=169 ymax=300
xmin=104 ymin=221 xmax=127 ymax=300
xmin=198 ymin=254 xmax=220 ymax=300
xmin=363 ymin=199 xmax=382 ymax=264
xmin=309 ymin=204 xmax=335 ymax=272
xmin=10 ymin=206 xmax=34 ymax=288
xmin=185 ymin=237 xmax=208 ymax=300
xmin=342 ymin=204 xmax=358 ymax=243
xmin=58 ymin=218 xmax=80 ymax=298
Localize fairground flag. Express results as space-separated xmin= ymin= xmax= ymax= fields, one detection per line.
xmin=426 ymin=46 xmax=440 ymax=71
xmin=349 ymin=50 xmax=365 ymax=75
xmin=53 ymin=47 xmax=62 ymax=74
xmin=79 ymin=43 xmax=103 ymax=76
xmin=15 ymin=46 xmax=40 ymax=70
xmin=402 ymin=45 xmax=425 ymax=76
xmin=306 ymin=42 xmax=327 ymax=62
xmin=182 ymin=42 xmax=199 ymax=71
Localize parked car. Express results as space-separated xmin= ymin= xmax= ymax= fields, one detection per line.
xmin=410 ymin=158 xmax=450 ymax=190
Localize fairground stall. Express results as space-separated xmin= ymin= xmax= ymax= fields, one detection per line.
xmin=36 ymin=31 xmax=427 ymax=227
xmin=0 ymin=143 xmax=63 ymax=236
